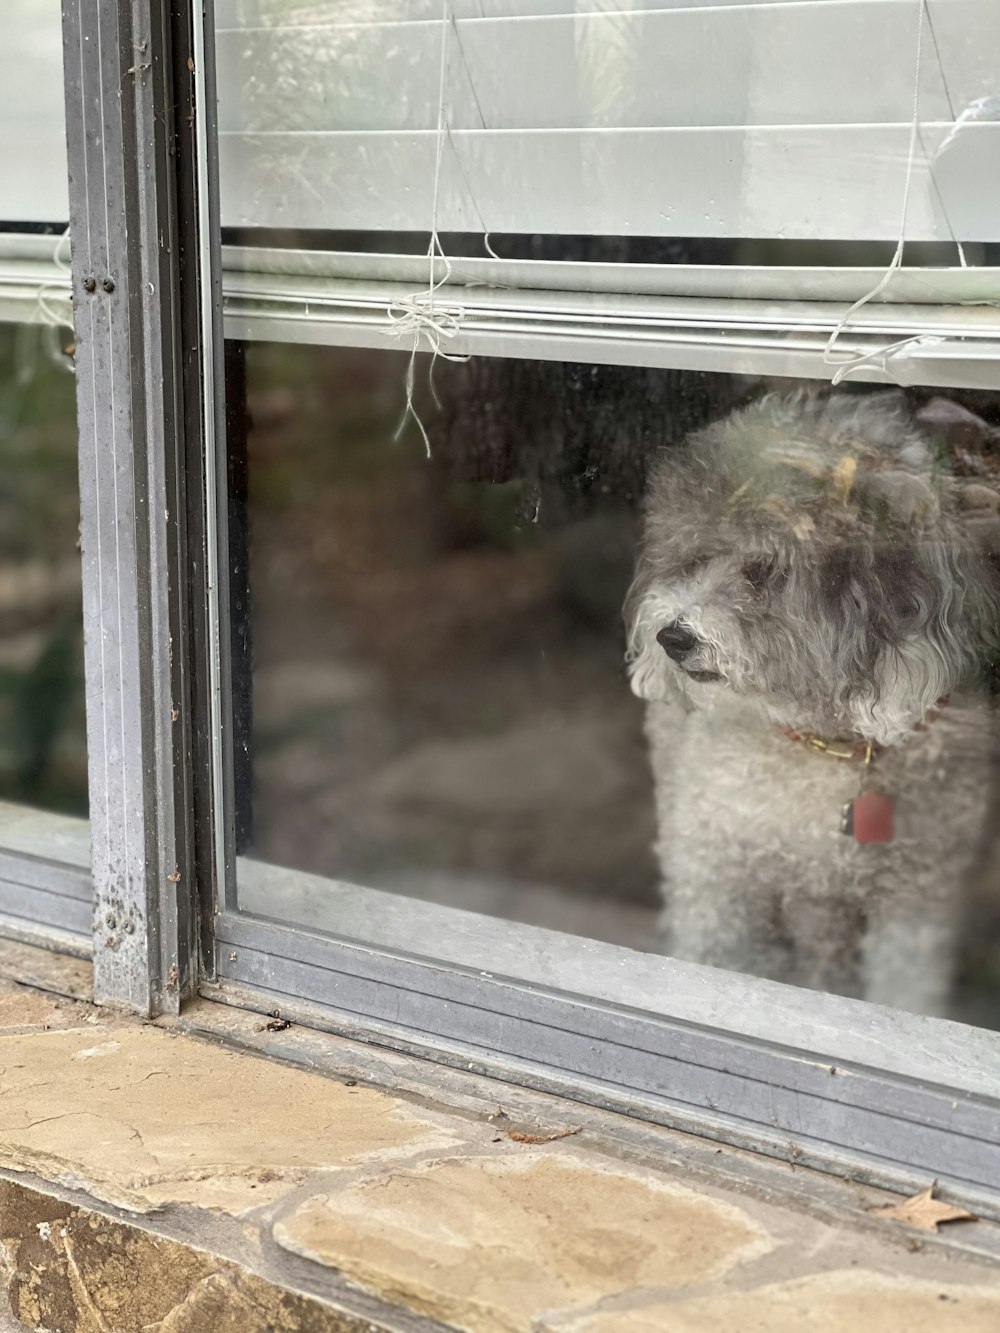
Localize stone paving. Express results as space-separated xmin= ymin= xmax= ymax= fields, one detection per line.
xmin=0 ymin=950 xmax=996 ymax=1331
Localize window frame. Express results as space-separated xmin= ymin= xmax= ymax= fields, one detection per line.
xmin=8 ymin=0 xmax=995 ymax=1217
xmin=57 ymin=0 xmax=206 ymax=1010
xmin=0 ymin=846 xmax=90 ymax=950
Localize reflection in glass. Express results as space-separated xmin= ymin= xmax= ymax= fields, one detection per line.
xmin=234 ymin=345 xmax=687 ymax=951
xmin=216 ymin=0 xmax=1000 ymax=1026
xmin=230 ymin=342 xmax=1000 ymax=1024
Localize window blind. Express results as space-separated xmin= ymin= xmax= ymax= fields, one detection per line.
xmin=215 ymin=0 xmax=1000 ymax=241
xmin=207 ymin=0 xmax=1000 ymax=385
xmin=2 ymin=1 xmax=67 ymax=223
xmin=5 ymin=2 xmax=999 ymax=243
xmin=6 ymin=2 xmax=1000 ymax=386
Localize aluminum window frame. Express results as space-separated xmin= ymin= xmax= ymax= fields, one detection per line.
xmin=45 ymin=0 xmax=1000 ymax=1219
xmin=56 ymin=0 xmax=209 ymax=1011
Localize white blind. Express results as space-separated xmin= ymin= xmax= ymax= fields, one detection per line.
xmin=1 ymin=1 xmax=67 ymax=223
xmin=215 ymin=0 xmax=1000 ymax=241
xmin=4 ymin=2 xmax=998 ymax=241
xmin=5 ymin=2 xmax=1000 ymax=387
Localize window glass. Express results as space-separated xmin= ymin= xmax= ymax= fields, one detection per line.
xmin=215 ymin=0 xmax=1000 ymax=1027
xmin=0 ymin=321 xmax=86 ymax=828
xmin=1 ymin=5 xmax=84 ymax=846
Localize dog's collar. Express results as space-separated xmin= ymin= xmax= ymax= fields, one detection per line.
xmin=780 ymin=700 xmax=948 ymax=763
xmin=780 ymin=729 xmax=881 ymax=762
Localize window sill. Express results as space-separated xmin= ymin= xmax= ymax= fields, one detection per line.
xmin=0 ymin=940 xmax=998 ymax=1332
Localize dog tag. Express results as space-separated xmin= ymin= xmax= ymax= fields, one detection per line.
xmin=845 ymin=790 xmax=895 ymax=845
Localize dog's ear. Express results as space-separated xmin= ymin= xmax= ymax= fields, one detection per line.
xmin=856 ymin=468 xmax=941 ymax=528
xmin=916 ymin=396 xmax=1000 ymax=463
xmin=955 ymin=478 xmax=1000 ymax=540
xmin=623 ymin=562 xmax=672 ymax=702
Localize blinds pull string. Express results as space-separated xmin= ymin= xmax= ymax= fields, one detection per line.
xmin=32 ymin=225 xmax=75 ymax=374
xmin=385 ymin=0 xmax=470 ymax=457
xmin=823 ymin=0 xmax=944 ymax=385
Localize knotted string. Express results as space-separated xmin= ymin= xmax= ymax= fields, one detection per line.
xmin=385 ymin=0 xmax=469 ymax=456
xmin=34 ymin=226 xmax=75 ymax=374
xmin=824 ymin=0 xmax=928 ymax=385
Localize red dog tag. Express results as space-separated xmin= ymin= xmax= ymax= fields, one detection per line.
xmin=850 ymin=790 xmax=895 ymax=844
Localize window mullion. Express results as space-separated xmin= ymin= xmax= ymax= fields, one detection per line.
xmin=61 ymin=0 xmax=202 ymax=1014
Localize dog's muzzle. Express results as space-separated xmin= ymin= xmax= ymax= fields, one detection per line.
xmin=656 ymin=622 xmax=722 ymax=682
xmin=656 ymin=622 xmax=698 ymax=660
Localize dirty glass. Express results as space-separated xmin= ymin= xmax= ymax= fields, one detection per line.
xmin=1 ymin=4 xmax=85 ymax=842
xmin=215 ymin=0 xmax=1000 ymax=1026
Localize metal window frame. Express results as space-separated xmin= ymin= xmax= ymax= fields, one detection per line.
xmin=209 ymin=906 xmax=1000 ymax=1217
xmin=0 ymin=803 xmax=91 ymax=952
xmin=0 ymin=849 xmax=90 ymax=952
xmin=46 ymin=0 xmax=1000 ymax=1217
xmin=57 ymin=0 xmax=208 ymax=1011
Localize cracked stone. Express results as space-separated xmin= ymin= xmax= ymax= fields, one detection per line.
xmin=0 ymin=1027 xmax=453 ymax=1214
xmin=273 ymin=1153 xmax=773 ymax=1332
xmin=556 ymin=1270 xmax=1000 ymax=1332
xmin=0 ymin=1179 xmax=381 ymax=1332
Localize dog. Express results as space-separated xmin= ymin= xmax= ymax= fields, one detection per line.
xmin=625 ymin=389 xmax=1000 ymax=1015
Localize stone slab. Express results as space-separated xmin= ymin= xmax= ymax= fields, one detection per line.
xmin=273 ymin=1153 xmax=773 ymax=1332
xmin=0 ymin=950 xmax=997 ymax=1333
xmin=0 ymin=1025 xmax=453 ymax=1215
xmin=558 ymin=1270 xmax=1000 ymax=1333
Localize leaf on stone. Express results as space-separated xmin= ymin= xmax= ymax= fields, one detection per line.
xmin=507 ymin=1126 xmax=581 ymax=1145
xmin=869 ymin=1185 xmax=978 ymax=1233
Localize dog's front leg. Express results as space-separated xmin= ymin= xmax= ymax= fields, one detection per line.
xmin=644 ymin=700 xmax=793 ymax=981
xmin=661 ymin=857 xmax=791 ymax=981
xmin=862 ymin=894 xmax=956 ymax=1017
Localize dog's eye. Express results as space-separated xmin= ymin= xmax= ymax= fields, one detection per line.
xmin=742 ymin=557 xmax=777 ymax=595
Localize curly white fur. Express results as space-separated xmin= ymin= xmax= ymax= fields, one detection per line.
xmin=625 ymin=390 xmax=1000 ymax=1013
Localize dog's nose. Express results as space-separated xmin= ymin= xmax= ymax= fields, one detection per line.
xmin=656 ymin=622 xmax=698 ymax=662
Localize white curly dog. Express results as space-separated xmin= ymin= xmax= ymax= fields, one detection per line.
xmin=626 ymin=390 xmax=1000 ymax=1014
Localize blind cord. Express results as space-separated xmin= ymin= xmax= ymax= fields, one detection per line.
xmin=385 ymin=0 xmax=469 ymax=457
xmin=823 ymin=0 xmax=934 ymax=386
xmin=34 ymin=225 xmax=75 ymax=374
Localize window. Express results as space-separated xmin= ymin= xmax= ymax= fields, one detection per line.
xmin=19 ymin=0 xmax=1000 ymax=1209
xmin=0 ymin=2 xmax=89 ymax=944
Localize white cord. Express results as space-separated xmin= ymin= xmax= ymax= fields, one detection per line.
xmin=34 ymin=225 xmax=75 ymax=373
xmin=824 ymin=0 xmax=927 ymax=385
xmin=385 ymin=0 xmax=469 ymax=456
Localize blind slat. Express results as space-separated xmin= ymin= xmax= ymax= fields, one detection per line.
xmin=219 ymin=123 xmax=999 ymax=241
xmin=222 ymin=245 xmax=1000 ymax=304
xmin=215 ymin=0 xmax=916 ymax=27
xmin=1 ymin=0 xmax=67 ymax=221
xmin=216 ymin=0 xmax=997 ymax=134
xmin=4 ymin=236 xmax=997 ymax=310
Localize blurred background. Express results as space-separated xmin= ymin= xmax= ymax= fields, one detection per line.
xmin=234 ymin=341 xmax=1000 ymax=1026
xmin=0 ymin=321 xmax=86 ymax=821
